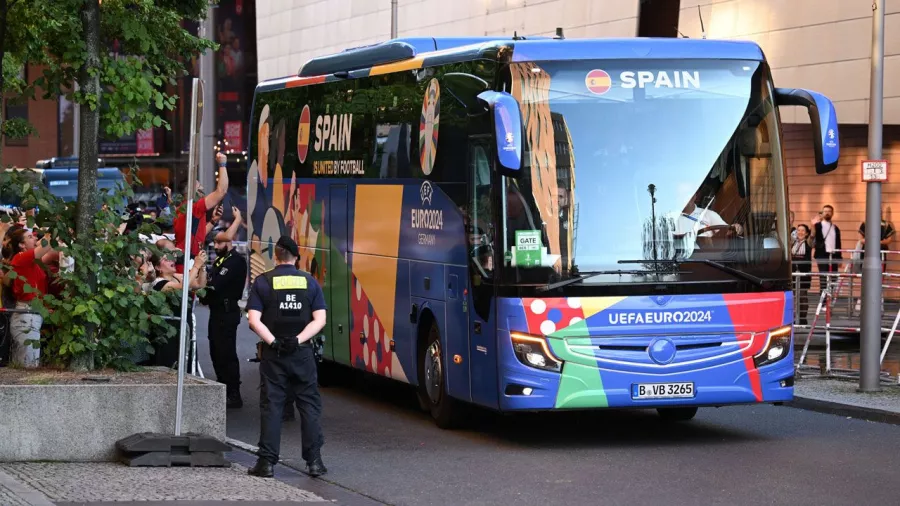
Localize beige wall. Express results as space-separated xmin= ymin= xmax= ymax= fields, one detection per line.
xmin=678 ymin=0 xmax=900 ymax=125
xmin=256 ymin=0 xmax=639 ymax=81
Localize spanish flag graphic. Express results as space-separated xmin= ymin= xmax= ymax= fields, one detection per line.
xmin=585 ymin=69 xmax=611 ymax=95
xmin=297 ymin=104 xmax=311 ymax=164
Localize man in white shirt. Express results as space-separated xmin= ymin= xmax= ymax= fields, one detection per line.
xmin=812 ymin=204 xmax=842 ymax=290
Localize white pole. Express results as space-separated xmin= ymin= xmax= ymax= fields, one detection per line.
xmin=175 ymin=78 xmax=202 ymax=436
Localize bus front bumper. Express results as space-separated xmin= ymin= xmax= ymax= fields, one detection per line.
xmin=498 ymin=356 xmax=794 ymax=412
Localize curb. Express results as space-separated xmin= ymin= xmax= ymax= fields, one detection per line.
xmin=787 ymin=396 xmax=900 ymax=426
xmin=0 ymin=469 xmax=55 ymax=506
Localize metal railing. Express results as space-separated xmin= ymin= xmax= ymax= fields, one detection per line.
xmin=793 ymin=248 xmax=900 ymax=385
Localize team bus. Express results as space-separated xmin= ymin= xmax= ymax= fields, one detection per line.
xmin=245 ymin=35 xmax=840 ymax=428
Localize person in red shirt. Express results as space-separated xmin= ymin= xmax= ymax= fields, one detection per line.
xmin=173 ymin=152 xmax=230 ymax=274
xmin=4 ymin=227 xmax=54 ymax=368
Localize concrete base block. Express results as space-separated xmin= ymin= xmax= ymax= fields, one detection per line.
xmin=0 ymin=369 xmax=225 ymax=462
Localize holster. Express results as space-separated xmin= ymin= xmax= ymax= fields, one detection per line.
xmin=312 ymin=334 xmax=325 ymax=363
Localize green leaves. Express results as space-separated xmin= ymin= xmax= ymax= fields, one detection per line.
xmin=2 ymin=0 xmax=215 ymax=145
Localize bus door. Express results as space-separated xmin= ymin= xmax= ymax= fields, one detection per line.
xmin=328 ymin=184 xmax=352 ymax=365
xmin=467 ymin=135 xmax=500 ymax=408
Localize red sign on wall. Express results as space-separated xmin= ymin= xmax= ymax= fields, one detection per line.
xmin=136 ymin=129 xmax=154 ymax=155
xmin=224 ymin=121 xmax=243 ymax=152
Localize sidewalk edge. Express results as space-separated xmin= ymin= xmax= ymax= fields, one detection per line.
xmin=225 ymin=438 xmax=389 ymax=505
xmin=0 ymin=469 xmax=55 ymax=506
xmin=787 ymin=396 xmax=900 ymax=425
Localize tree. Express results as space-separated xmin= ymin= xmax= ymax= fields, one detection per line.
xmin=0 ymin=0 xmax=217 ymax=370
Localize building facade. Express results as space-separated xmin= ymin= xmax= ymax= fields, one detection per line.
xmin=257 ymin=0 xmax=900 ymax=252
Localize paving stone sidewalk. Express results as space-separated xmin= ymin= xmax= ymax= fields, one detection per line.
xmin=0 ymin=462 xmax=325 ymax=505
xmin=0 ymin=469 xmax=53 ymax=506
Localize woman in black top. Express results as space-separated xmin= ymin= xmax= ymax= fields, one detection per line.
xmin=149 ymin=250 xmax=207 ymax=369
xmin=792 ymin=224 xmax=813 ymax=326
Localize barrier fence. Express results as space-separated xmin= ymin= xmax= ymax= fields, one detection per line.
xmin=793 ymin=248 xmax=900 ymax=385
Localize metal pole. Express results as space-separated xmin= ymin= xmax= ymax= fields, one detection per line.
xmin=860 ymin=0 xmax=885 ymax=392
xmin=72 ymin=83 xmax=80 ymax=157
xmin=198 ymin=6 xmax=216 ymax=194
xmin=175 ymin=78 xmax=201 ymax=435
xmin=391 ymin=0 xmax=398 ymax=38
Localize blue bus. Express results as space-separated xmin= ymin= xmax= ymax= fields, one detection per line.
xmin=245 ymin=36 xmax=840 ymax=427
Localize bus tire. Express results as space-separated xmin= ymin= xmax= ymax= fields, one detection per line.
xmin=657 ymin=407 xmax=698 ymax=422
xmin=417 ymin=320 xmax=463 ymax=429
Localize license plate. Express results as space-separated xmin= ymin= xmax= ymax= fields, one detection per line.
xmin=632 ymin=382 xmax=695 ymax=400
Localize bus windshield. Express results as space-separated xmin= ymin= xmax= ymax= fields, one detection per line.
xmin=495 ymin=58 xmax=789 ymax=291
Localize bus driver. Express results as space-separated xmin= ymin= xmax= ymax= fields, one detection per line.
xmin=672 ymin=189 xmax=743 ymax=257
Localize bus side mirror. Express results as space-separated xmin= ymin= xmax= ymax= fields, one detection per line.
xmin=774 ymin=88 xmax=840 ymax=174
xmin=477 ymin=91 xmax=523 ymax=178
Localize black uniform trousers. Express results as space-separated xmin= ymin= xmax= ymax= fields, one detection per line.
xmin=258 ymin=342 xmax=324 ymax=465
xmin=208 ymin=309 xmax=242 ymax=394
xmin=260 ymin=374 xmax=301 ymax=417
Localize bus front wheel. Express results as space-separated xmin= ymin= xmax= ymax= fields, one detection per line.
xmin=657 ymin=407 xmax=698 ymax=422
xmin=417 ymin=321 xmax=463 ymax=429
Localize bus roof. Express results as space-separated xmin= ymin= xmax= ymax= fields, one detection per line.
xmin=257 ymin=37 xmax=765 ymax=93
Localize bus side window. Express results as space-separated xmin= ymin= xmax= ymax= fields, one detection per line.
xmin=468 ymin=138 xmax=494 ymax=320
xmin=469 ymin=142 xmax=494 ymax=270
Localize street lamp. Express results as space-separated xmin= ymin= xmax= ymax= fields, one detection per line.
xmin=391 ymin=0 xmax=398 ymax=38
xmin=860 ymin=0 xmax=886 ymax=392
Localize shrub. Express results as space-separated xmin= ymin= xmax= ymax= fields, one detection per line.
xmin=0 ymin=167 xmax=178 ymax=371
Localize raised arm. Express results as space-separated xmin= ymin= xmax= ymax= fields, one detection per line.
xmin=224 ymin=207 xmax=243 ymax=241
xmin=203 ymin=152 xmax=230 ymax=211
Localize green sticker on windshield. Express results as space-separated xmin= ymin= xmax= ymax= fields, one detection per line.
xmin=515 ymin=230 xmax=541 ymax=267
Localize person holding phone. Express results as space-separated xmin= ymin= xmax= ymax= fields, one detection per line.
xmin=174 ymin=152 xmax=229 ymax=272
xmin=811 ymin=205 xmax=842 ymax=291
xmin=200 ymin=207 xmax=247 ymax=408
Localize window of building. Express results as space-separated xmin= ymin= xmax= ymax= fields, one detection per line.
xmin=5 ymin=65 xmax=28 ymax=147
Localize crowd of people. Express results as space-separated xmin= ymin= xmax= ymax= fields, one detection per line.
xmin=790 ymin=204 xmax=896 ymax=324
xmin=0 ymin=152 xmax=248 ymax=374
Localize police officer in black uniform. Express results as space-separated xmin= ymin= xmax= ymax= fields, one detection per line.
xmin=201 ymin=223 xmax=247 ymax=409
xmin=246 ymin=236 xmax=327 ymax=478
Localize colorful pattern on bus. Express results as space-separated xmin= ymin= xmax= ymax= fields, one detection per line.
xmin=246 ymin=38 xmax=795 ymax=412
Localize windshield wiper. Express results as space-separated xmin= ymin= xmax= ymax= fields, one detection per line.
xmin=617 ymin=259 xmax=768 ymax=288
xmin=537 ymin=270 xmax=649 ymax=292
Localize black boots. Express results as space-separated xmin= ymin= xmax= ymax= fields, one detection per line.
xmin=247 ymin=457 xmax=327 ymax=478
xmin=248 ymin=459 xmax=274 ymax=478
xmin=226 ymin=389 xmax=243 ymax=409
xmin=307 ymin=457 xmax=328 ymax=477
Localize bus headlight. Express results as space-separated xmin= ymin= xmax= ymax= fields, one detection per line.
xmin=511 ymin=333 xmax=563 ymax=373
xmin=753 ymin=325 xmax=792 ymax=368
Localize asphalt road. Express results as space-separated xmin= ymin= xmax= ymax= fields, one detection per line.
xmin=192 ymin=307 xmax=900 ymax=506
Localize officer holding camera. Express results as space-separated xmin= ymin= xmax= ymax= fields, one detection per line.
xmin=201 ymin=221 xmax=247 ymax=409
xmin=246 ymin=235 xmax=327 ymax=478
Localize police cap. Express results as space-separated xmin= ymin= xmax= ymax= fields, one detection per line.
xmin=275 ymin=235 xmax=299 ymax=257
